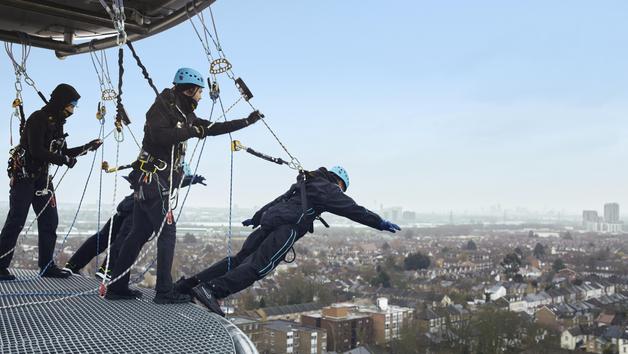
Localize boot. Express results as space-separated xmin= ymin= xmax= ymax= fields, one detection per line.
xmin=153 ymin=289 xmax=192 ymax=304
xmin=41 ymin=265 xmax=71 ymax=279
xmin=191 ymin=283 xmax=225 ymax=317
xmin=0 ymin=268 xmax=16 ymax=281
xmin=174 ymin=276 xmax=200 ymax=296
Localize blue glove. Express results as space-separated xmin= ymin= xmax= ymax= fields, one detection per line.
xmin=380 ymin=220 xmax=401 ymax=233
xmin=242 ymin=218 xmax=257 ymax=228
xmin=191 ymin=175 xmax=207 ymax=186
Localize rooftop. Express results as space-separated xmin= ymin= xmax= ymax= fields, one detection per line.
xmin=0 ymin=269 xmax=255 ymax=353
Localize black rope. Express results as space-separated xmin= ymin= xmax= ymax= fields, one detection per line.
xmin=36 ymin=92 xmax=48 ymax=105
xmin=18 ymin=104 xmax=26 ymax=138
xmin=115 ymin=47 xmax=128 ymax=128
xmin=126 ymin=42 xmax=159 ymax=97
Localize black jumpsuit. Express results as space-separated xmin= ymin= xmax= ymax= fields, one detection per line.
xmin=195 ymin=167 xmax=385 ymax=299
xmin=108 ymin=88 xmax=256 ymax=295
xmin=66 ymin=175 xmax=198 ymax=273
xmin=0 ymin=88 xmax=87 ymax=272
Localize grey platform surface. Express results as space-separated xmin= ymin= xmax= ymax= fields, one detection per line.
xmin=0 ymin=269 xmax=236 ymax=353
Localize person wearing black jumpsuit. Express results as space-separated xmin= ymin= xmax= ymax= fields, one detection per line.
xmin=106 ymin=68 xmax=262 ymax=303
xmin=0 ymin=83 xmax=102 ymax=281
xmin=63 ymin=174 xmax=206 ymax=279
xmin=175 ymin=167 xmax=401 ymax=316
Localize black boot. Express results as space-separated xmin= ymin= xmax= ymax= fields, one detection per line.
xmin=153 ymin=289 xmax=192 ymax=304
xmin=62 ymin=263 xmax=82 ymax=276
xmin=174 ymin=276 xmax=200 ymax=296
xmin=95 ymin=266 xmax=112 ymax=281
xmin=191 ymin=283 xmax=225 ymax=317
xmin=41 ymin=265 xmax=71 ymax=279
xmin=105 ymin=287 xmax=143 ymax=300
xmin=0 ymin=268 xmax=16 ymax=281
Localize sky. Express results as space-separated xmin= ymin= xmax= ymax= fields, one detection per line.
xmin=1 ymin=0 xmax=628 ymax=215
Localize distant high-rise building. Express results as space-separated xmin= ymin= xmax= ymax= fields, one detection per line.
xmin=604 ymin=203 xmax=620 ymax=223
xmin=582 ymin=210 xmax=598 ymax=225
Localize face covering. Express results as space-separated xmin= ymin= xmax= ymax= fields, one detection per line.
xmin=62 ymin=106 xmax=74 ymax=118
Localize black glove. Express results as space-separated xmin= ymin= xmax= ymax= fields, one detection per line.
xmin=191 ymin=175 xmax=207 ymax=186
xmin=63 ymin=155 xmax=77 ymax=168
xmin=246 ymin=110 xmax=264 ymax=125
xmin=191 ymin=124 xmax=205 ymax=139
xmin=85 ymin=139 xmax=103 ymax=152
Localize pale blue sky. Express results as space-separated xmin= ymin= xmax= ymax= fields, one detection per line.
xmin=1 ymin=0 xmax=628 ymax=214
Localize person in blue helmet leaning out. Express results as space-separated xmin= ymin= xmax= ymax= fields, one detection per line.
xmin=175 ymin=166 xmax=401 ymax=316
xmin=105 ymin=68 xmax=263 ymax=304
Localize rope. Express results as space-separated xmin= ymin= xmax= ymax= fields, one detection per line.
xmin=95 ymin=120 xmax=105 ymax=268
xmin=216 ymin=95 xmax=234 ymax=271
xmin=35 ymin=129 xmax=101 ymax=279
xmin=126 ymin=42 xmax=159 ymax=97
xmin=4 ymin=41 xmax=47 ymax=104
xmin=88 ymin=45 xmax=117 ymax=101
xmin=193 ymin=6 xmax=304 ymax=170
xmin=102 ymin=134 xmax=121 ymax=285
xmin=0 ymin=167 xmax=68 ymax=261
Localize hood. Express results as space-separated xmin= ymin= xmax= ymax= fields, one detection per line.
xmin=44 ymin=83 xmax=80 ymax=117
xmin=306 ymin=167 xmax=339 ymax=185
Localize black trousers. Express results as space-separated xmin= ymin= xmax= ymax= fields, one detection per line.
xmin=197 ymin=224 xmax=306 ymax=299
xmin=109 ymin=196 xmax=176 ymax=294
xmin=0 ymin=176 xmax=59 ymax=269
xmin=66 ymin=212 xmax=132 ymax=271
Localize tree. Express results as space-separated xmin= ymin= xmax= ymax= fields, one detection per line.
xmin=552 ymin=259 xmax=565 ymax=272
xmin=528 ymin=230 xmax=538 ymax=238
xmin=183 ymin=233 xmax=197 ymax=243
xmin=465 ymin=240 xmax=477 ymax=251
xmin=371 ymin=269 xmax=391 ymax=288
xmin=514 ymin=247 xmax=523 ymax=256
xmin=533 ymin=243 xmax=545 ymax=259
xmin=501 ymin=253 xmax=522 ymax=279
xmin=404 ymin=252 xmax=431 ymax=270
xmin=560 ymin=231 xmax=573 ymax=240
xmin=382 ymin=241 xmax=391 ymax=251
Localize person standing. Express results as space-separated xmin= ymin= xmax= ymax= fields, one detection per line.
xmin=0 ymin=83 xmax=102 ymax=280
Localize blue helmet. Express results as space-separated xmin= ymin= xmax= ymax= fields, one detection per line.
xmin=329 ymin=166 xmax=350 ymax=191
xmin=173 ymin=67 xmax=205 ymax=88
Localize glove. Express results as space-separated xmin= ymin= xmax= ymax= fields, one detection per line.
xmin=191 ymin=175 xmax=207 ymax=186
xmin=191 ymin=124 xmax=205 ymax=139
xmin=85 ymin=139 xmax=103 ymax=152
xmin=380 ymin=220 xmax=401 ymax=233
xmin=246 ymin=110 xmax=264 ymax=125
xmin=242 ymin=218 xmax=258 ymax=228
xmin=63 ymin=155 xmax=77 ymax=168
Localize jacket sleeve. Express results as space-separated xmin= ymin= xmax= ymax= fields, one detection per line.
xmin=251 ymin=183 xmax=298 ymax=225
xmin=64 ymin=144 xmax=88 ymax=158
xmin=26 ymin=116 xmax=65 ymax=166
xmin=204 ymin=117 xmax=252 ymax=136
xmin=146 ymin=102 xmax=196 ymax=146
xmin=323 ymin=184 xmax=384 ymax=230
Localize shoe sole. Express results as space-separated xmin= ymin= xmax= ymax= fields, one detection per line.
xmin=0 ymin=277 xmax=16 ymax=281
xmin=191 ymin=287 xmax=225 ymax=317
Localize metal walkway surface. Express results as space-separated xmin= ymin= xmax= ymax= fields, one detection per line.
xmin=0 ymin=269 xmax=247 ymax=353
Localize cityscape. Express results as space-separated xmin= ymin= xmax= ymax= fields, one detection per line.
xmin=5 ymin=201 xmax=628 ymax=353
